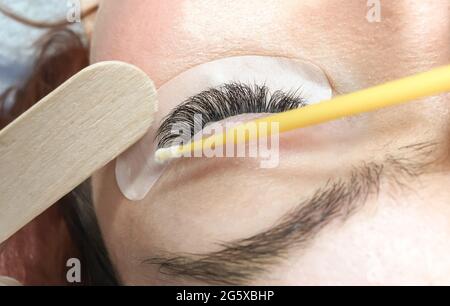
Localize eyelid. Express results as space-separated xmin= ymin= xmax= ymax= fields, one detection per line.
xmin=157 ymin=55 xmax=332 ymax=111
xmin=156 ymin=82 xmax=308 ymax=149
xmin=115 ymin=55 xmax=332 ymax=201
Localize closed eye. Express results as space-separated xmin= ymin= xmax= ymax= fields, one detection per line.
xmin=155 ymin=82 xmax=308 ymax=148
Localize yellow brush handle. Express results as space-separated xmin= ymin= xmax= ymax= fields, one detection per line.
xmin=258 ymin=64 xmax=450 ymax=132
xmin=156 ymin=65 xmax=450 ymax=161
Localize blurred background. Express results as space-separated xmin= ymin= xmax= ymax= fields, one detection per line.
xmin=0 ymin=0 xmax=85 ymax=109
xmin=0 ymin=1 xmax=100 ymax=286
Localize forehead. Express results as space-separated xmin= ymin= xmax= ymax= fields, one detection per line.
xmin=91 ymin=0 xmax=447 ymax=89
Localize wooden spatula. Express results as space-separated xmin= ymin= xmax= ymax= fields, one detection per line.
xmin=0 ymin=61 xmax=157 ymax=244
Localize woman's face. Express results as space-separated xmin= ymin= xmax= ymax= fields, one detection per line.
xmin=90 ymin=0 xmax=450 ymax=285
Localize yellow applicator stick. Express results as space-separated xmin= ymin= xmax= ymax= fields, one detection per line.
xmin=155 ymin=65 xmax=450 ymax=163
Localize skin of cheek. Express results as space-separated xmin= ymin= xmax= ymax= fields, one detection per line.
xmin=258 ymin=174 xmax=450 ymax=285
xmin=92 ymin=0 xmax=449 ymax=89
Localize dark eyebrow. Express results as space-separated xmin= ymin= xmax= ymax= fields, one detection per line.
xmin=142 ymin=141 xmax=440 ymax=285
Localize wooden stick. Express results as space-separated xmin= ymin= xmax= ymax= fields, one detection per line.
xmin=0 ymin=61 xmax=157 ymax=244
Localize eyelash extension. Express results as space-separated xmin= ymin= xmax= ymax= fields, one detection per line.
xmin=156 ymin=82 xmax=307 ymax=148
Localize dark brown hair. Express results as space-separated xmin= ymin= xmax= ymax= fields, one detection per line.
xmin=0 ymin=8 xmax=119 ymax=285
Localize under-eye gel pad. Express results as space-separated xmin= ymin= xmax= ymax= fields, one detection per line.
xmin=115 ymin=55 xmax=333 ymax=201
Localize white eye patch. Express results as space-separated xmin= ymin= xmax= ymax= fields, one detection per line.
xmin=115 ymin=55 xmax=332 ymax=201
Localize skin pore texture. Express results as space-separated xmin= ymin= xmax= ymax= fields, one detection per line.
xmin=91 ymin=0 xmax=450 ymax=285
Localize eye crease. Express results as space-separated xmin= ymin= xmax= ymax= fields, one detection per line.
xmin=156 ymin=82 xmax=308 ymax=149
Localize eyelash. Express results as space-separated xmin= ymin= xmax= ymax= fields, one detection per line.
xmin=156 ymin=82 xmax=307 ymax=148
